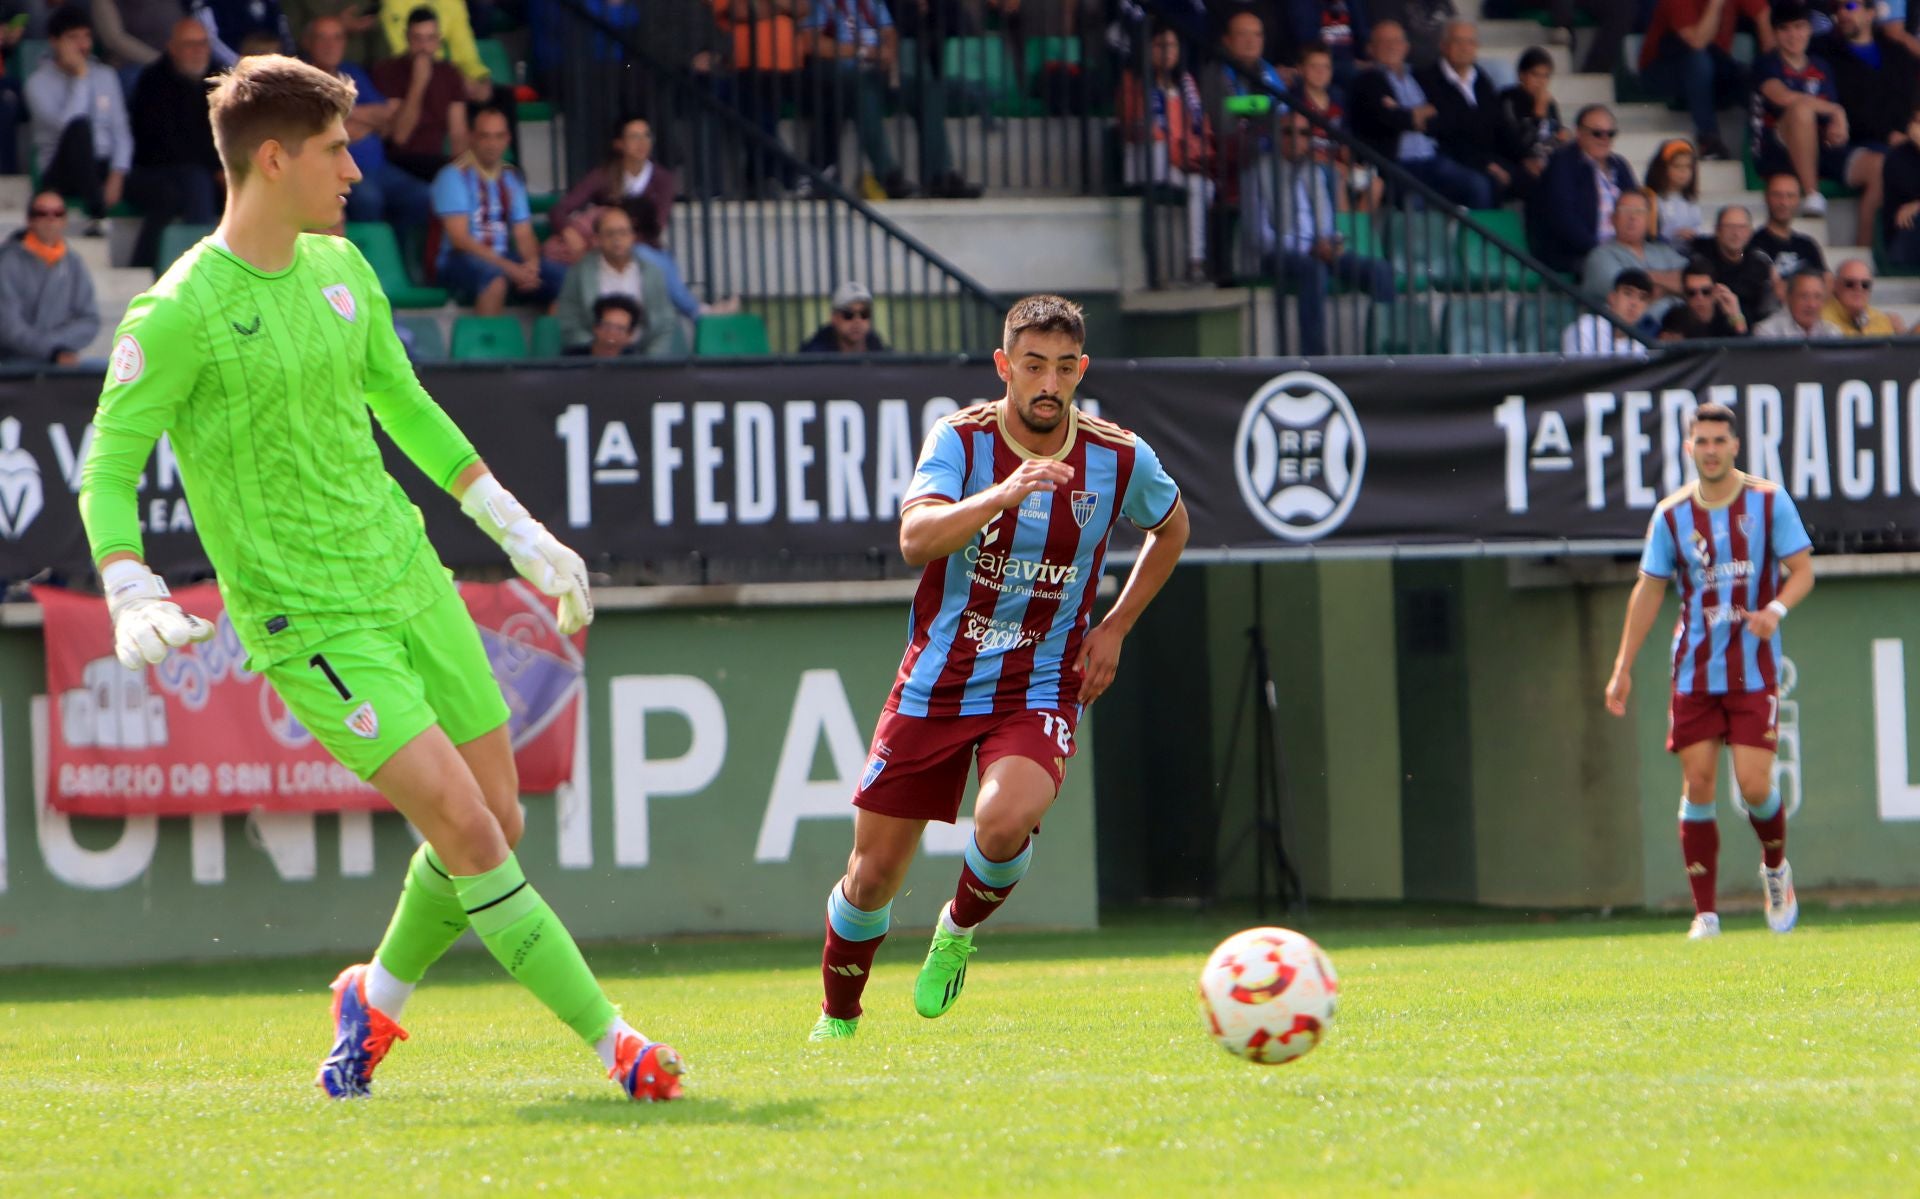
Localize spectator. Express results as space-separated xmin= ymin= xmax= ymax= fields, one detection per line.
xmin=1119 ymin=21 xmax=1215 ymax=283
xmin=371 ymin=6 xmax=470 ymax=180
xmin=432 ymin=106 xmax=564 ymax=313
xmin=1751 ymin=2 xmax=1858 ymax=220
xmin=1660 ymin=258 xmax=1751 ymax=336
xmin=711 ymin=0 xmax=809 ymax=194
xmin=1269 ymin=110 xmax=1394 ymax=356
xmin=0 ymin=191 xmax=99 ymax=363
xmin=1296 ymin=41 xmax=1381 ymax=210
xmin=549 ymin=117 xmax=676 ymax=265
xmin=1206 ymin=0 xmax=1297 ymax=70
xmin=1201 ymin=7 xmax=1288 ymax=166
xmin=1644 ymin=137 xmax=1703 ymax=244
xmin=284 ymin=0 xmax=382 ymax=63
xmin=1582 ymin=190 xmax=1688 ymax=318
xmin=1639 ymin=0 xmax=1774 ymax=161
xmin=1882 ymin=100 xmax=1920 ymax=264
xmin=27 ymin=9 xmax=132 ymax=235
xmin=1692 ymin=204 xmax=1779 ymax=323
xmin=1750 ymin=172 xmax=1828 ymax=277
xmin=1498 ymin=46 xmax=1571 ymax=196
xmin=1369 ymin=0 xmax=1451 ymax=68
xmin=801 ymin=280 xmax=888 ymax=351
xmin=1824 ymin=256 xmax=1906 ymax=332
xmin=378 ymin=0 xmax=489 ymax=101
xmin=1526 ymin=104 xmax=1639 ymax=275
xmin=1287 ymin=0 xmax=1369 ymax=88
xmin=1755 ymin=267 xmax=1843 ymax=334
xmin=629 ymin=196 xmax=738 ymax=322
xmin=126 ymin=18 xmax=221 ymax=270
xmin=1563 ymin=267 xmax=1652 ymax=356
xmin=1415 ymin=20 xmax=1514 ymax=202
xmin=192 ymin=0 xmax=291 ymax=66
xmin=799 ymin=0 xmax=979 ymax=199
xmin=1350 ymin=19 xmax=1492 ymax=208
xmin=90 ymin=0 xmax=187 ymax=77
xmin=1812 ymin=0 xmax=1912 ymax=241
xmin=565 ymin=295 xmax=644 ymax=357
xmin=554 ymin=205 xmax=678 ymax=355
xmin=305 ymin=15 xmax=432 ymax=235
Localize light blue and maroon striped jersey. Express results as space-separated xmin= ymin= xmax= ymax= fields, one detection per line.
xmin=888 ymin=401 xmax=1182 ymax=718
xmin=1639 ymin=473 xmax=1812 ymax=696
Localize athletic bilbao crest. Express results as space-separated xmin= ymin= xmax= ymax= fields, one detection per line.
xmin=322 ymin=284 xmax=356 ymax=323
xmin=345 ymin=701 xmax=379 ymax=739
xmin=1070 ymin=489 xmax=1098 ymax=528
xmin=465 ymin=580 xmax=586 ymax=792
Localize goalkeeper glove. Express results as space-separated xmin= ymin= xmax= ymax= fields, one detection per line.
xmin=102 ymin=558 xmax=215 ymax=670
xmin=460 ymin=473 xmax=594 ymax=635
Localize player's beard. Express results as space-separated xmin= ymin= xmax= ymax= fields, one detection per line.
xmin=1012 ymin=392 xmax=1068 ymax=434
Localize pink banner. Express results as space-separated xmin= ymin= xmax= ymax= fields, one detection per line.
xmin=35 ymin=581 xmax=584 ymax=816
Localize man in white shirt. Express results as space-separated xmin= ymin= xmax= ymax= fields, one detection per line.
xmin=1563 ymin=267 xmax=1653 ymax=357
xmin=1754 ymin=268 xmax=1845 ymax=337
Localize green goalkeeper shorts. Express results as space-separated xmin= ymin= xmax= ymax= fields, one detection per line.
xmin=260 ymin=581 xmax=512 ymax=781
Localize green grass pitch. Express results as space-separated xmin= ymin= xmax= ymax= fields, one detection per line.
xmin=3 ymin=904 xmax=1919 ymax=1198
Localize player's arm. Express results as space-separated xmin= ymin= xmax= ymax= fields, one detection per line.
xmin=1605 ymin=572 xmax=1668 ymax=716
xmin=1078 ymin=498 xmax=1188 ymax=704
xmin=1742 ymin=547 xmax=1813 ymax=640
xmin=899 ymin=459 xmax=1075 ymax=566
xmin=78 ymin=301 xmax=215 ymax=668
xmin=356 ymin=257 xmax=593 ymax=633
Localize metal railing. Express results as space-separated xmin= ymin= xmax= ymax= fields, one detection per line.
xmin=1122 ymin=0 xmax=1632 ymax=358
xmin=535 ymin=0 xmax=1003 ymax=355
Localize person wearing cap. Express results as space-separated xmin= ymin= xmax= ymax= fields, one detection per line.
xmin=1751 ymin=1 xmax=1860 ymax=220
xmin=1754 ymin=267 xmax=1845 ymax=336
xmin=1562 ymin=268 xmax=1653 ymax=356
xmin=801 ymin=281 xmax=888 ymax=352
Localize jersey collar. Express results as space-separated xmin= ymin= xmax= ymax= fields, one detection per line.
xmin=1691 ymin=471 xmax=1750 ymax=511
xmin=995 ymin=399 xmax=1079 ymax=462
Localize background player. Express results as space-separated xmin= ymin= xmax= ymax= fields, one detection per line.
xmin=1605 ymin=402 xmax=1814 ymax=940
xmin=809 ymin=295 xmax=1190 ymax=1041
xmin=77 ymin=56 xmax=682 ymax=1101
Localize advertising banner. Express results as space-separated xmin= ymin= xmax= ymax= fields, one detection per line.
xmin=33 ymin=580 xmax=583 ymax=816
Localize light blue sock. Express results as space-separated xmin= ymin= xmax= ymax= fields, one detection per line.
xmin=964 ymin=832 xmax=1033 ymax=888
xmin=827 ymin=884 xmax=891 ymax=942
xmin=1679 ymin=798 xmax=1716 ymax=823
xmin=1748 ymin=789 xmax=1782 ymax=820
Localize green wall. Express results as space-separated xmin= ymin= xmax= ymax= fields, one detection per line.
xmin=0 ymin=602 xmax=1097 ymax=968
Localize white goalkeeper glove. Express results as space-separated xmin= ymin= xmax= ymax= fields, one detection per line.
xmin=101 ymin=558 xmax=216 ymax=671
xmin=460 ymin=473 xmax=594 ymax=635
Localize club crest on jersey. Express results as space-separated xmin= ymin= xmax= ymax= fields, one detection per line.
xmin=1070 ymin=490 xmax=1098 ymax=528
xmin=322 ymin=284 xmax=356 ymax=323
xmin=345 ymin=701 xmax=379 ymax=740
xmin=1019 ymin=491 xmax=1050 ymax=523
xmin=1738 ymin=513 xmax=1756 ymax=540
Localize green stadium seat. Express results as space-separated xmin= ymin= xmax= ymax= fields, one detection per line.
xmin=944 ymin=36 xmax=1018 ymax=104
xmin=1367 ymin=301 xmax=1438 ymax=355
xmin=14 ymin=37 xmax=45 ymax=83
xmin=1333 ymin=210 xmax=1384 ymax=260
xmin=1454 ymin=208 xmax=1539 ymax=290
xmin=394 ymin=314 xmax=447 ymax=361
xmin=1386 ymin=208 xmax=1455 ymax=290
xmin=693 ymin=312 xmax=771 ymax=356
xmin=1442 ymin=299 xmax=1515 ymax=355
xmin=344 ymin=222 xmax=449 ymax=307
xmin=450 ymin=315 xmax=528 ymax=360
xmin=1512 ymin=293 xmax=1585 ymax=354
xmin=1023 ymin=35 xmax=1082 ymax=72
xmin=154 ymin=223 xmax=215 ymax=277
xmin=529 ymin=314 xmax=563 ymax=358
xmin=474 ymin=37 xmax=515 ymax=88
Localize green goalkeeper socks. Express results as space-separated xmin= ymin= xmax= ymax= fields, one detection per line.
xmin=453 ymin=853 xmax=619 ymax=1044
xmin=372 ymin=844 xmax=470 ymax=984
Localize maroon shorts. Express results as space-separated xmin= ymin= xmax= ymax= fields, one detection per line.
xmin=853 ymin=706 xmax=1078 ymax=824
xmin=1668 ymin=688 xmax=1779 ymax=753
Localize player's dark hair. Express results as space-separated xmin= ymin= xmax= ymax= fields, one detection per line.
xmin=1003 ymin=294 xmax=1085 ymax=353
xmin=208 ymin=54 xmax=356 ymax=184
xmin=1689 ymin=402 xmax=1737 ymax=436
xmin=406 ymin=6 xmax=438 ymax=28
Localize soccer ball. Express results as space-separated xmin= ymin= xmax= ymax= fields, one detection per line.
xmin=1197 ymin=927 xmax=1339 ymax=1065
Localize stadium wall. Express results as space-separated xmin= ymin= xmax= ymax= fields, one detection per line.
xmin=0 ymin=594 xmax=1099 ymax=968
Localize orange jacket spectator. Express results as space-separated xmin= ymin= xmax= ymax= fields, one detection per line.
xmin=711 ymin=0 xmax=806 ymax=73
xmin=1118 ymin=69 xmax=1213 ymax=176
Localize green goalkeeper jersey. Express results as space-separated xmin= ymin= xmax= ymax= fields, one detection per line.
xmin=79 ymin=233 xmax=481 ymax=670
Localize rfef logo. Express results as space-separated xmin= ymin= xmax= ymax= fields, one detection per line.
xmin=1234 ymin=371 xmax=1366 ymax=542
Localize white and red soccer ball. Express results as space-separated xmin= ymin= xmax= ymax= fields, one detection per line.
xmin=1197 ymin=927 xmax=1339 ymax=1065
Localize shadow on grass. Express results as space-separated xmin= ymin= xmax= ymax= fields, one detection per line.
xmin=515 ymin=1096 xmax=824 ymax=1129
xmin=8 ymin=900 xmax=1918 ymax=1003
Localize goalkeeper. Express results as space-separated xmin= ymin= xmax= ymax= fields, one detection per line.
xmin=77 ymin=55 xmax=683 ymax=1103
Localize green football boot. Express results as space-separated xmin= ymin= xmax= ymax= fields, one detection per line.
xmin=809 ymin=1013 xmax=859 ymax=1042
xmin=912 ymin=923 xmax=979 ymax=1018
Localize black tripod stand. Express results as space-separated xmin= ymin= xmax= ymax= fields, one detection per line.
xmin=1211 ymin=565 xmax=1305 ymax=920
